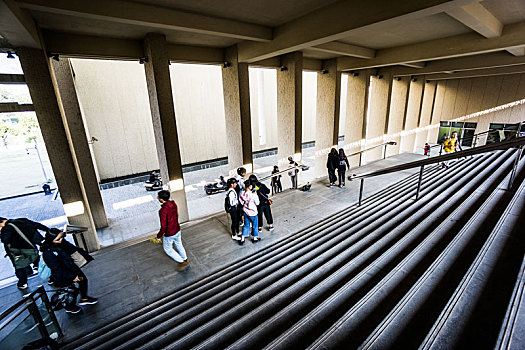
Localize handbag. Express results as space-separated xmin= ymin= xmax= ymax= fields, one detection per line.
xmin=70 ymin=251 xmax=88 ymax=268
xmin=7 ymin=223 xmax=39 ymax=269
xmin=38 ymin=255 xmax=52 ymax=280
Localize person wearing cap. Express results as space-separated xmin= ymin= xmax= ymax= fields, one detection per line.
xmin=0 ymin=217 xmax=47 ymax=290
xmin=41 ymin=228 xmax=97 ymax=314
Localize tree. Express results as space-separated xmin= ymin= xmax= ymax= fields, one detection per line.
xmin=17 ymin=113 xmax=40 ymax=143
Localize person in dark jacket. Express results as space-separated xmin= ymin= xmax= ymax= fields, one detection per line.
xmin=157 ymin=190 xmax=189 ymax=271
xmin=0 ymin=217 xmax=47 ymax=289
xmin=248 ymin=175 xmax=274 ymax=233
xmin=271 ymin=166 xmax=282 ymax=195
xmin=327 ymin=148 xmax=338 ymax=187
xmin=41 ymin=229 xmax=97 ymax=314
xmin=337 ymin=148 xmax=350 ymax=187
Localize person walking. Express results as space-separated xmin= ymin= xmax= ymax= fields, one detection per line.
xmin=249 ymin=174 xmax=274 ymax=233
xmin=238 ymin=180 xmax=260 ymax=245
xmin=0 ymin=217 xmax=47 ymax=290
xmin=41 ymin=229 xmax=97 ymax=314
xmin=271 ymin=166 xmax=282 ymax=195
xmin=225 ymin=178 xmax=241 ymax=241
xmin=288 ymin=156 xmax=299 ymax=189
xmin=327 ymin=148 xmax=338 ymax=187
xmin=156 ymin=190 xmax=189 ymax=271
xmin=424 ymin=143 xmax=431 ymax=156
xmin=442 ymin=132 xmax=462 ymax=168
xmin=337 ymin=148 xmax=350 ymax=187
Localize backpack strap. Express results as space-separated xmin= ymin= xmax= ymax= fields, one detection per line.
xmin=7 ymin=223 xmax=37 ymax=250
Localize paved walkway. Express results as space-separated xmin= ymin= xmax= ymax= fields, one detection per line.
xmin=0 ymin=152 xmax=426 ymax=343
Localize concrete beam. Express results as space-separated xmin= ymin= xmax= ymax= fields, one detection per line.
xmin=338 ymin=20 xmax=525 ymax=71
xmin=0 ymin=73 xmax=25 ymax=84
xmin=402 ymin=62 xmax=426 ymax=68
xmin=506 ymin=47 xmax=525 ymax=57
xmin=16 ymin=0 xmax=272 ymax=42
xmin=446 ymin=2 xmax=502 ymax=38
xmin=0 ymin=102 xmax=34 ymax=112
xmin=426 ymin=64 xmax=525 ymax=80
xmin=0 ymin=0 xmax=40 ymax=48
xmin=237 ymin=0 xmax=476 ymax=63
xmin=310 ymin=42 xmax=375 ymax=59
xmin=392 ymin=51 xmax=525 ymax=76
xmin=250 ymin=57 xmax=322 ymax=71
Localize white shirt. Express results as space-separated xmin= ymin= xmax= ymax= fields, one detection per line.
xmin=227 ymin=189 xmax=239 ymax=206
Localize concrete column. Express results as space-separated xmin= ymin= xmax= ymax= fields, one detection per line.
xmin=385 ymin=77 xmax=409 ymax=157
xmin=222 ymin=46 xmax=253 ymax=174
xmin=414 ymin=81 xmax=437 ymax=148
xmin=364 ymin=69 xmax=392 ymax=163
xmin=400 ymin=78 xmax=425 ymax=153
xmin=143 ymin=33 xmax=189 ymax=222
xmin=277 ymin=52 xmax=302 ymax=186
xmin=344 ymin=70 xmax=372 ymax=167
xmin=315 ymin=59 xmax=341 ymax=178
xmin=429 ymin=81 xmax=447 ymax=143
xmin=51 ymin=58 xmax=108 ymax=229
xmin=17 ymin=48 xmax=100 ymax=251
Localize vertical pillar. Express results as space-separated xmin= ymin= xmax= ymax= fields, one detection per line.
xmin=315 ymin=59 xmax=341 ymax=178
xmin=222 ymin=46 xmax=253 ymax=174
xmin=364 ymin=69 xmax=392 ymax=163
xmin=143 ymin=33 xmax=189 ymax=222
xmin=51 ymin=58 xmax=108 ymax=229
xmin=429 ymin=81 xmax=446 ymax=143
xmin=277 ymin=52 xmax=302 ymax=186
xmin=400 ymin=77 xmax=424 ymax=153
xmin=17 ymin=48 xmax=99 ymax=251
xmin=414 ymin=80 xmax=437 ymax=148
xmin=385 ymin=77 xmax=409 ymax=157
xmin=344 ymin=70 xmax=372 ymax=167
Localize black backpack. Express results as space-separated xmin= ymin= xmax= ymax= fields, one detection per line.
xmin=224 ymin=190 xmax=234 ymax=213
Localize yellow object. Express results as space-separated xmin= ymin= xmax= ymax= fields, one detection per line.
xmin=443 ymin=138 xmax=457 ymax=153
xmin=149 ymin=238 xmax=162 ymax=244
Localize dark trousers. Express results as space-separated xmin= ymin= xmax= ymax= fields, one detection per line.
xmin=77 ymin=271 xmax=88 ymax=299
xmin=272 ymin=181 xmax=282 ymax=195
xmin=328 ymin=169 xmax=337 ymax=184
xmin=229 ymin=207 xmax=240 ymax=235
xmin=338 ymin=166 xmax=346 ymax=186
xmin=258 ymin=204 xmax=273 ymax=229
xmin=290 ymin=175 xmax=297 ymax=189
xmin=15 ymin=265 xmax=34 ymax=285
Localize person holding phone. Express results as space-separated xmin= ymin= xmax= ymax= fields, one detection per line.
xmin=238 ymin=180 xmax=260 ymax=244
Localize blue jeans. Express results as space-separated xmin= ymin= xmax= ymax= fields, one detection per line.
xmin=242 ymin=213 xmax=258 ymax=237
xmin=162 ymin=231 xmax=187 ymax=263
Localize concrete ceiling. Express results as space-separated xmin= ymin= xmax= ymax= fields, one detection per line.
xmin=2 ymin=0 xmax=525 ymax=80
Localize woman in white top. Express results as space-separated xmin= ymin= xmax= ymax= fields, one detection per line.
xmin=226 ymin=178 xmax=241 ymax=240
xmin=238 ymin=180 xmax=260 ymax=244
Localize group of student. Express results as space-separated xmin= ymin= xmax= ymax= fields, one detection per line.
xmin=225 ymin=167 xmax=275 ymax=245
xmin=0 ymin=217 xmax=97 ymax=314
xmin=326 ymin=148 xmax=350 ymax=187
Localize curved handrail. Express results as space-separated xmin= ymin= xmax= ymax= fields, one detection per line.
xmin=351 ymin=136 xmax=525 ymax=180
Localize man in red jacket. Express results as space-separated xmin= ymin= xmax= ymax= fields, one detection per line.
xmin=157 ymin=190 xmax=189 ymax=271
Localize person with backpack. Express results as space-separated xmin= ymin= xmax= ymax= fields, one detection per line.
xmin=337 ymin=148 xmax=350 ymax=187
xmin=249 ymin=174 xmax=274 ymax=233
xmin=0 ymin=217 xmax=48 ymax=290
xmin=41 ymin=229 xmax=97 ymax=314
xmin=271 ymin=166 xmax=282 ymax=195
xmin=238 ymin=180 xmax=260 ymax=244
xmin=225 ymin=178 xmax=241 ymax=241
xmin=327 ymin=148 xmax=338 ymax=187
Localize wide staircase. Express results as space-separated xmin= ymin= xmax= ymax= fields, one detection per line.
xmin=63 ymin=146 xmax=525 ymax=349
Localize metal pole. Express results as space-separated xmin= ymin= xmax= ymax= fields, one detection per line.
xmin=26 ymin=297 xmax=49 ymax=339
xmin=383 ymin=144 xmax=387 ymax=159
xmin=359 ymin=153 xmax=362 ymax=167
xmin=415 ymin=165 xmax=424 ymax=200
xmin=33 ymin=139 xmax=48 ymax=182
xmin=508 ymin=146 xmax=523 ymax=190
xmin=40 ymin=287 xmax=63 ymax=338
xmin=359 ymin=178 xmax=364 ymax=206
xmin=473 ymin=135 xmax=478 ymax=148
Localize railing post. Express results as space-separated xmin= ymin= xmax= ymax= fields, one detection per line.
xmin=416 ymin=165 xmax=424 ymax=200
xmin=473 ymin=135 xmax=478 ymax=148
xmin=359 ymin=153 xmax=362 ymax=167
xmin=383 ymin=144 xmax=387 ymax=159
xmin=26 ymin=297 xmax=49 ymax=339
xmin=508 ymin=146 xmax=524 ymax=190
xmin=40 ymin=287 xmax=63 ymax=338
xmin=439 ymin=145 xmax=443 ymax=156
xmin=359 ymin=178 xmax=364 ymax=206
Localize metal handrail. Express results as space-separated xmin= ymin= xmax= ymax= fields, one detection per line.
xmin=351 ymin=136 xmax=525 ymax=205
xmin=258 ymin=164 xmax=307 ymax=183
xmin=346 ymin=141 xmax=397 ymax=167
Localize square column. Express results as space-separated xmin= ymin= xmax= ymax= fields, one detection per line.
xmin=385 ymin=77 xmax=409 ymax=157
xmin=17 ymin=48 xmax=100 ymax=251
xmin=315 ymin=59 xmax=341 ymax=178
xmin=344 ymin=70 xmax=372 ymax=167
xmin=277 ymin=52 xmax=302 ymax=186
xmin=143 ymin=33 xmax=189 ymax=222
xmin=222 ymin=46 xmax=253 ymax=174
xmin=400 ymin=78 xmax=425 ymax=153
xmin=414 ymin=81 xmax=437 ymax=149
xmin=51 ymin=58 xmax=108 ymax=229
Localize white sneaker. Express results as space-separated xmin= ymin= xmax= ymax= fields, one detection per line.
xmin=232 ymin=234 xmax=241 ymax=241
xmin=269 ymin=225 xmax=274 ymax=231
